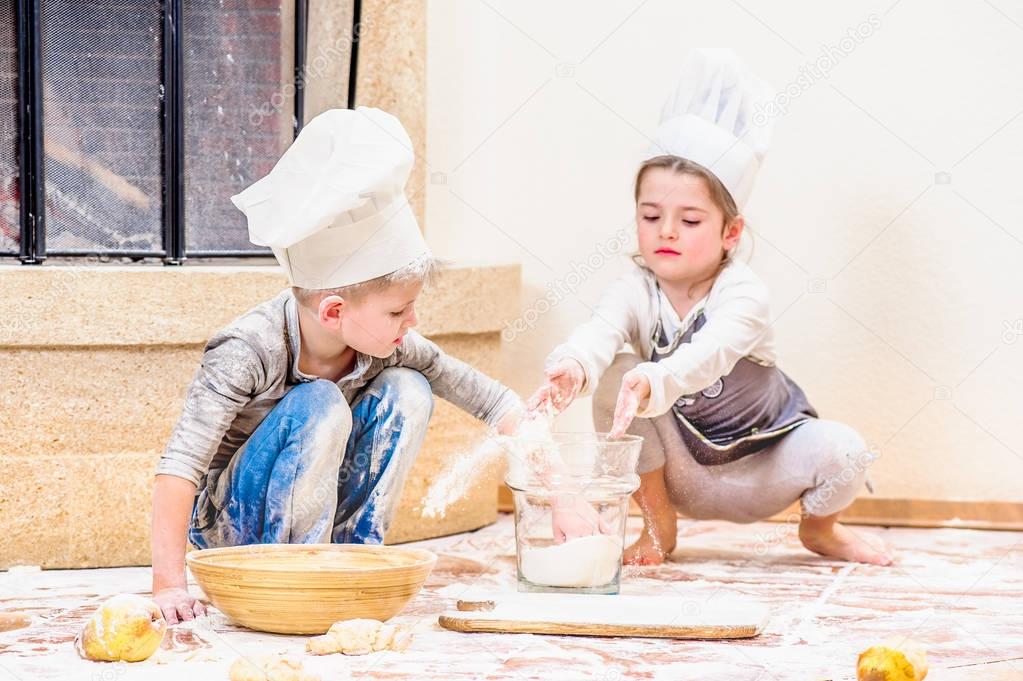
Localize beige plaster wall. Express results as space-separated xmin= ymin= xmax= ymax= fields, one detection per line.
xmin=425 ymin=1 xmax=1023 ymax=503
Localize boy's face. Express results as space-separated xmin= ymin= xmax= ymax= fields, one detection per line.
xmin=323 ymin=280 xmax=423 ymax=358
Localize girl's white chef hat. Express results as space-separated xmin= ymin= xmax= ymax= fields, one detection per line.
xmin=647 ymin=48 xmax=774 ymax=210
xmin=231 ymin=107 xmax=429 ymax=290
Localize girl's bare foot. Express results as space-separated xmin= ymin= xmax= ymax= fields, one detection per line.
xmin=798 ymin=513 xmax=893 ymax=566
xmin=624 ymin=531 xmax=676 ymax=566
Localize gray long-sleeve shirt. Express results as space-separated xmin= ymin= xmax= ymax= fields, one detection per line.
xmin=156 ymin=289 xmax=520 ymax=487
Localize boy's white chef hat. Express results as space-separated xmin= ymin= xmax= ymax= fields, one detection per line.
xmin=647 ymin=48 xmax=774 ymax=210
xmin=231 ymin=106 xmax=429 ymax=290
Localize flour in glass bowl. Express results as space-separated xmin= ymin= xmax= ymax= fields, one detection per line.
xmin=519 ymin=534 xmax=623 ymax=588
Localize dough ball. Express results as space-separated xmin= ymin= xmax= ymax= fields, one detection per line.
xmin=75 ymin=593 xmax=166 ymax=663
xmin=305 ymin=618 xmax=412 ymax=656
xmin=857 ymin=639 xmax=928 ymax=681
xmin=228 ymin=653 xmax=320 ymax=681
xmin=386 ymin=626 xmax=413 ymax=653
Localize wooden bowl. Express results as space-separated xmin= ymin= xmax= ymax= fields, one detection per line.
xmin=186 ymin=544 xmax=436 ymax=634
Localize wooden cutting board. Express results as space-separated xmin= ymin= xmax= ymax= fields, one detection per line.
xmin=438 ymin=591 xmax=769 ymax=639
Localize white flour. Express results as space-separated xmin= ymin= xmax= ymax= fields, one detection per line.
xmin=500 ymin=410 xmax=561 ymax=487
xmin=419 ymin=438 xmax=505 ymax=519
xmin=520 ymin=535 xmax=623 ymax=588
xmin=420 ymin=411 xmax=558 ymax=519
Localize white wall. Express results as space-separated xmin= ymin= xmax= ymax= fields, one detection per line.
xmin=425 ymin=0 xmax=1023 ymax=502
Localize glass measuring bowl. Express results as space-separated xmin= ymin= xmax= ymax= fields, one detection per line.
xmin=503 ymin=433 xmax=642 ymax=595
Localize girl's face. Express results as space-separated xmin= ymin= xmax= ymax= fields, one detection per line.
xmin=636 ymin=168 xmax=743 ymax=288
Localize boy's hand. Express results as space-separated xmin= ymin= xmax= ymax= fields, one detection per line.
xmin=526 ymin=359 xmax=585 ymax=415
xmin=153 ymin=587 xmax=206 ymax=625
xmin=609 ymin=370 xmax=651 ymax=438
xmin=495 ymin=403 xmax=525 ymax=436
xmin=552 ymin=494 xmax=610 ymax=544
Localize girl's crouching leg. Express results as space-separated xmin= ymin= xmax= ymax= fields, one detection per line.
xmin=796 ymin=420 xmax=893 ymax=566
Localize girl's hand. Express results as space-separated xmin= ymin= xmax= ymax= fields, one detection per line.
xmin=552 ymin=494 xmax=610 ymax=544
xmin=609 ymin=370 xmax=651 ymax=438
xmin=526 ymin=359 xmax=585 ymax=415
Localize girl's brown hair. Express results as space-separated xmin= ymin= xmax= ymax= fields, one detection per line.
xmin=633 ymin=155 xmax=747 ymax=297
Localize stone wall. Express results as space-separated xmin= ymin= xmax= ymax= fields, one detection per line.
xmin=0 ymin=263 xmax=519 ymax=568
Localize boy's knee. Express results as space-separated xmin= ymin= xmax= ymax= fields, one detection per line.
xmin=376 ymin=367 xmax=434 ymax=416
xmin=283 ymin=378 xmax=344 ymax=407
xmin=281 ymin=380 xmax=352 ymax=431
xmin=593 ymin=353 xmax=642 ymax=425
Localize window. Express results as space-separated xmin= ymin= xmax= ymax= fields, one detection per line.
xmin=41 ymin=1 xmax=165 ymax=255
xmin=2 ymin=0 xmax=359 ymax=263
xmin=1 ymin=1 xmax=18 ymax=253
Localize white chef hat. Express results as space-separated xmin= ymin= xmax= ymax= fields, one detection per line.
xmin=647 ymin=48 xmax=774 ymax=209
xmin=231 ymin=106 xmax=429 ymax=290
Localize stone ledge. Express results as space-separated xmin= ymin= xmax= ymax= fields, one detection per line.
xmin=0 ymin=410 xmax=498 ymax=570
xmin=0 ymin=334 xmax=504 ymax=458
xmin=0 ymin=452 xmax=155 ymax=569
xmin=0 ymin=263 xmax=519 ymax=347
xmin=0 ymin=331 xmax=509 ymax=568
xmin=0 ymin=391 xmax=499 ymax=570
xmin=0 ymin=260 xmax=519 ymax=567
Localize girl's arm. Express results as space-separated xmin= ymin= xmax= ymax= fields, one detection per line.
xmin=543 ymin=272 xmax=643 ymax=400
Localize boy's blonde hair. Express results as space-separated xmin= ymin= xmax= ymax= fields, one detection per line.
xmin=633 ymin=155 xmax=749 ymax=296
xmin=292 ymin=254 xmax=440 ymax=307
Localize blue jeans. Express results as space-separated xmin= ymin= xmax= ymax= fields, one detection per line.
xmin=188 ymin=368 xmax=434 ymax=549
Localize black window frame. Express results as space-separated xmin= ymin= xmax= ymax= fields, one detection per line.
xmin=10 ymin=0 xmax=362 ymax=265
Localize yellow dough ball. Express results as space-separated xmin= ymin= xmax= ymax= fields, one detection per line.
xmin=857 ymin=639 xmax=929 ymax=681
xmin=75 ymin=594 xmax=167 ymax=663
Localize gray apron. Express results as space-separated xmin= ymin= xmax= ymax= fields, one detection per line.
xmin=650 ymin=299 xmax=817 ymax=466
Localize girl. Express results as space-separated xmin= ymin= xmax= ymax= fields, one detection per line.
xmin=528 ymin=49 xmax=891 ymax=567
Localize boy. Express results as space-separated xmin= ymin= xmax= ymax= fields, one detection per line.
xmin=151 ymin=108 xmax=522 ymax=624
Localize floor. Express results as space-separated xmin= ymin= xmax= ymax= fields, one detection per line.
xmin=1 ymin=514 xmax=1022 ymax=681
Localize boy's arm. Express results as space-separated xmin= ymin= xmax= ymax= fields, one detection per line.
xmin=395 ymin=331 xmax=522 ymax=431
xmin=152 ymin=474 xmax=204 ymax=623
xmin=152 ymin=337 xmax=262 ymax=619
xmin=156 ymin=337 xmax=265 ymax=485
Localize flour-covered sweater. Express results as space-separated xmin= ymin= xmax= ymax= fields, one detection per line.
xmin=157 ymin=289 xmax=521 ymax=487
xmin=547 ymin=259 xmax=778 ymax=419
